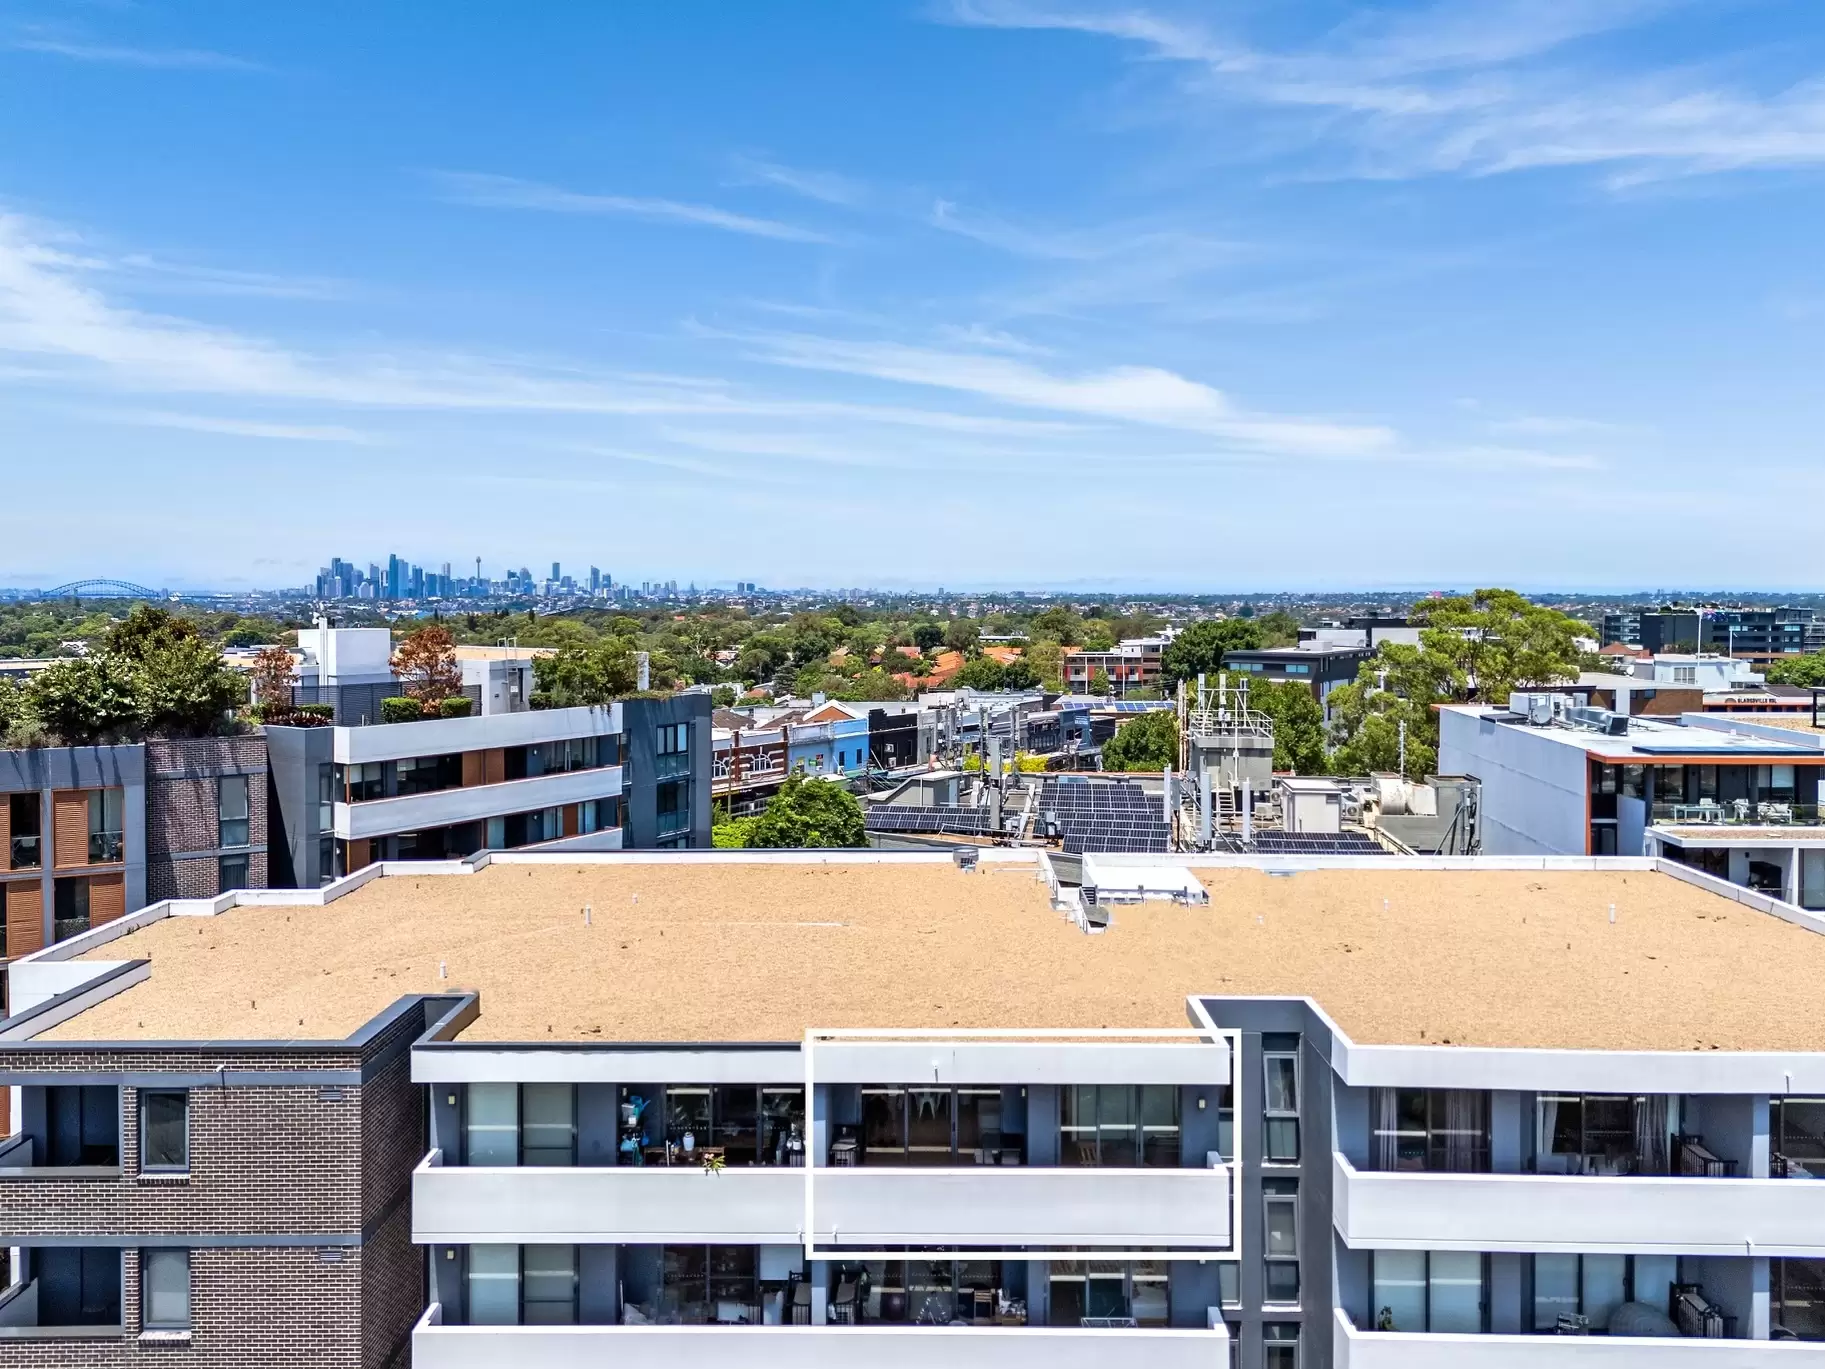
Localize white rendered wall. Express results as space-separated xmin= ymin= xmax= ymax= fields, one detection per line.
xmin=1437 ymin=710 xmax=1592 ymax=856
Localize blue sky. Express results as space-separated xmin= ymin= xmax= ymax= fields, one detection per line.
xmin=3 ymin=1 xmax=1825 ymax=592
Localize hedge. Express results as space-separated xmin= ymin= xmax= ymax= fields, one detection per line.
xmin=437 ymin=696 xmax=473 ymax=718
xmin=380 ymin=697 xmax=424 ymax=723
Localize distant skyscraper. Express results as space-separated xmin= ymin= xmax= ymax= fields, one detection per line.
xmin=551 ymin=562 xmax=561 ymax=583
xmin=589 ymin=566 xmax=600 ymax=594
xmin=386 ymin=554 xmax=402 ymax=600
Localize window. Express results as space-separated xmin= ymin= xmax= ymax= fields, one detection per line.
xmin=1774 ymin=1258 xmax=1825 ymax=1340
xmin=1048 ymin=1260 xmax=1165 ymax=1326
xmin=1372 ymin=1251 xmax=1485 ymax=1333
xmin=140 ymin=1091 xmax=189 ymax=1172
xmin=218 ymin=854 xmax=249 ymax=892
xmin=141 ymin=1249 xmax=190 ymax=1331
xmin=1263 ymin=1179 xmax=1300 ymax=1305
xmin=87 ymin=789 xmax=124 ymax=863
xmin=521 ymin=1245 xmax=578 ymax=1324
xmin=341 ymin=762 xmax=384 ymax=803
xmin=395 ymin=753 xmax=463 ymax=798
xmin=466 ymin=1244 xmax=520 ymax=1325
xmin=1061 ymin=1085 xmax=1180 ymax=1167
xmin=616 ymin=1086 xmax=805 ymax=1167
xmin=1535 ymin=1094 xmax=1675 ymax=1175
xmin=1217 ymin=1262 xmax=1240 ymax=1308
xmin=319 ymin=836 xmax=340 ymax=886
xmin=1263 ymin=1043 xmax=1300 ymax=1164
xmin=1372 ymin=1089 xmax=1489 ymax=1172
xmin=657 ymin=722 xmax=690 ymax=754
xmin=53 ymin=877 xmax=90 ymax=942
xmin=217 ymin=775 xmax=250 ymax=848
xmin=1531 ymin=1254 xmax=1675 ymax=1332
xmin=36 ymin=1247 xmax=120 ymax=1327
xmin=1263 ymin=1321 xmax=1300 ymax=1369
xmin=1774 ymin=1099 xmax=1825 ymax=1177
xmin=521 ymin=1085 xmax=576 ymax=1166
xmin=656 ymin=779 xmax=690 ymax=834
xmin=316 ymin=763 xmax=335 ymax=830
xmin=45 ymin=1085 xmax=120 ymax=1166
xmin=8 ymin=792 xmax=41 ymax=869
xmin=465 ymin=1084 xmax=576 ymax=1166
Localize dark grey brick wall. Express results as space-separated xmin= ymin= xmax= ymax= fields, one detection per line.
xmin=144 ymin=737 xmax=269 ymax=901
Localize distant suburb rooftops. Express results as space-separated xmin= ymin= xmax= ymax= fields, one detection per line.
xmin=27 ymin=855 xmax=1825 ymax=1055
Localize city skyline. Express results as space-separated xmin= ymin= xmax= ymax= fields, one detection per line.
xmin=4 ymin=4 xmax=1825 ymax=590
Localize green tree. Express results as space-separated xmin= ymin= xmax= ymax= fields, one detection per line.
xmin=1255 ymin=610 xmax=1303 ymax=648
xmin=1161 ymin=619 xmax=1264 ymax=685
xmin=711 ymin=684 xmax=740 ymax=708
xmin=532 ymin=637 xmax=638 ymax=707
xmin=27 ymin=654 xmax=144 ymax=743
xmin=746 ymin=772 xmax=866 ymax=848
xmin=135 ymin=635 xmax=246 ymax=735
xmin=829 ymin=668 xmax=911 ymax=702
xmin=1326 ymin=588 xmax=1586 ymax=779
xmin=999 ymin=659 xmax=1041 ymax=690
xmin=1089 ymin=667 xmax=1111 ymax=695
xmin=1250 ymin=678 xmax=1326 ymax=774
xmin=1029 ymin=606 xmax=1083 ymax=646
xmin=911 ymin=622 xmax=945 ymax=652
xmin=1101 ymin=709 xmax=1178 ymax=772
xmin=1767 ymin=651 xmax=1825 ymax=688
xmin=954 ymin=656 xmax=1009 ymax=691
xmin=943 ymin=620 xmax=981 ymax=653
xmin=1027 ymin=640 xmax=1064 ymax=692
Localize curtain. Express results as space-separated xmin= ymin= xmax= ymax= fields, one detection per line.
xmin=1374 ymin=1089 xmax=1400 ymax=1172
xmin=1443 ymin=1090 xmax=1484 ymax=1172
xmin=1635 ymin=1095 xmax=1670 ymax=1175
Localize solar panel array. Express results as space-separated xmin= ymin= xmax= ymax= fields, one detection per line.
xmin=1243 ymin=831 xmax=1387 ymax=855
xmin=863 ymin=805 xmax=993 ymax=836
xmin=1038 ymin=783 xmax=1173 ymax=853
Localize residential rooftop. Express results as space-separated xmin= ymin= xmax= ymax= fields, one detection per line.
xmin=1445 ymin=702 xmax=1822 ymax=759
xmin=30 ymin=857 xmax=1825 ymax=1054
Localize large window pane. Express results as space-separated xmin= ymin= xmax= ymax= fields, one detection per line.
xmin=1062 ymin=1085 xmax=1099 ymax=1165
xmin=467 ymin=1245 xmax=520 ymax=1325
xmin=1264 ymin=1054 xmax=1299 ymax=1113
xmin=1533 ymin=1254 xmax=1579 ymax=1331
xmin=906 ymin=1089 xmax=953 ymax=1164
xmin=1372 ymin=1251 xmax=1426 ymax=1332
xmin=217 ymin=775 xmax=250 ymax=848
xmin=1140 ymin=1085 xmax=1181 ymax=1167
xmin=1775 ymin=1258 xmax=1825 ymax=1340
xmin=760 ymin=1088 xmax=805 ymax=1166
xmin=1429 ymin=1251 xmax=1483 ymax=1334
xmin=465 ymin=1083 xmax=518 ymax=1166
xmin=666 ymin=1087 xmax=712 ymax=1155
xmin=1582 ymin=1254 xmax=1627 ymax=1331
xmin=716 ymin=1086 xmax=759 ymax=1165
xmin=139 ymin=1091 xmax=188 ymax=1172
xmin=1776 ymin=1099 xmax=1825 ymax=1177
xmin=522 ymin=1246 xmax=576 ymax=1325
xmin=862 ymin=1089 xmax=906 ymax=1159
xmin=141 ymin=1249 xmax=190 ymax=1330
xmin=663 ymin=1245 xmax=710 ymax=1322
xmin=521 ymin=1085 xmax=574 ymax=1166
xmin=1633 ymin=1254 xmax=1677 ymax=1315
xmin=956 ymin=1089 xmax=1000 ymax=1160
xmin=1096 ymin=1085 xmax=1137 ymax=1167
xmin=1131 ymin=1261 xmax=1169 ymax=1326
xmin=709 ymin=1245 xmax=758 ymax=1319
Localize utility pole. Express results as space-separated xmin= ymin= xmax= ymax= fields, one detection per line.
xmin=1398 ymin=719 xmax=1407 ymax=778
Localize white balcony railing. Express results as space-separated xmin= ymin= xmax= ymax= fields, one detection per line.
xmin=1334 ymin=1310 xmax=1825 ymax=1367
xmin=413 ymin=1151 xmax=1231 ymax=1249
xmin=1333 ymin=1153 xmax=1825 ymax=1257
xmin=413 ymin=1303 xmax=1232 ymax=1369
xmin=335 ymin=766 xmax=622 ymax=840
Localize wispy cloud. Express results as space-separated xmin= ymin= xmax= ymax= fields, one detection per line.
xmin=8 ymin=33 xmax=262 ymax=71
xmin=735 ymin=326 xmax=1397 ymax=457
xmin=110 ymin=411 xmax=378 ymax=443
xmin=729 ymin=155 xmax=865 ymax=207
xmin=1486 ymin=414 xmax=1639 ymax=438
xmin=944 ymin=0 xmax=1825 ymax=185
xmin=428 ymin=171 xmax=834 ymax=243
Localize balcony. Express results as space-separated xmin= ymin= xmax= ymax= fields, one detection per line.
xmin=413 ymin=1151 xmax=1231 ymax=1250
xmin=1651 ymin=802 xmax=1824 ymax=828
xmin=1333 ymin=1153 xmax=1825 ymax=1256
xmin=413 ymin=1152 xmax=803 ymax=1244
xmin=413 ymin=1303 xmax=1232 ymax=1369
xmin=333 ymin=765 xmax=623 ymax=840
xmin=812 ymin=1163 xmax=1230 ymax=1248
xmin=8 ymin=834 xmax=41 ymax=870
xmin=1333 ymin=1310 xmax=1825 ymax=1367
xmin=0 ymin=1133 xmax=121 ymax=1179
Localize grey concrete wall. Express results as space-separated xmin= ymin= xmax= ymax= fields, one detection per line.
xmin=1437 ymin=710 xmax=1592 ymax=856
xmin=0 ymin=743 xmax=146 ymax=929
xmin=263 ymin=724 xmax=334 ymax=888
xmin=622 ymin=694 xmax=712 ymax=849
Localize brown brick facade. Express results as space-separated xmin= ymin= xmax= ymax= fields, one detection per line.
xmin=144 ymin=737 xmax=269 ymax=903
xmin=0 ymin=1001 xmax=428 ymax=1369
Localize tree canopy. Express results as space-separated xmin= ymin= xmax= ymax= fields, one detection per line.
xmin=744 ymin=772 xmax=866 ymax=848
xmin=532 ymin=636 xmax=639 ymax=707
xmin=1250 ymin=678 xmax=1327 ymax=774
xmin=1767 ymin=651 xmax=1825 ymax=689
xmin=392 ymin=625 xmax=461 ymax=706
xmin=1101 ymin=709 xmax=1178 ymax=772
xmin=1160 ymin=619 xmax=1265 ymax=685
xmin=1326 ymin=589 xmax=1589 ymax=779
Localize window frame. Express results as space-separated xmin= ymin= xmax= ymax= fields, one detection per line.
xmin=138 ymin=1090 xmax=190 ymax=1174
xmin=1262 ymin=1178 xmax=1301 ymax=1307
xmin=1262 ymin=1048 xmax=1301 ymax=1164
xmin=140 ymin=1248 xmax=191 ymax=1332
xmin=216 ymin=774 xmax=251 ymax=849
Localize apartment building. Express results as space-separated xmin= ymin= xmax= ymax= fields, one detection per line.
xmin=10 ymin=849 xmax=1825 ymax=1364
xmin=266 ymin=692 xmax=710 ymax=884
xmin=1222 ymin=645 xmax=1371 ymax=711
xmin=1439 ymin=702 xmax=1825 ymax=910
xmin=1062 ymin=632 xmax=1174 ymax=693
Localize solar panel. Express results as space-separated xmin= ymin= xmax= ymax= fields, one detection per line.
xmin=864 ymin=805 xmax=992 ymax=836
xmin=1244 ymin=831 xmax=1387 ymax=855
